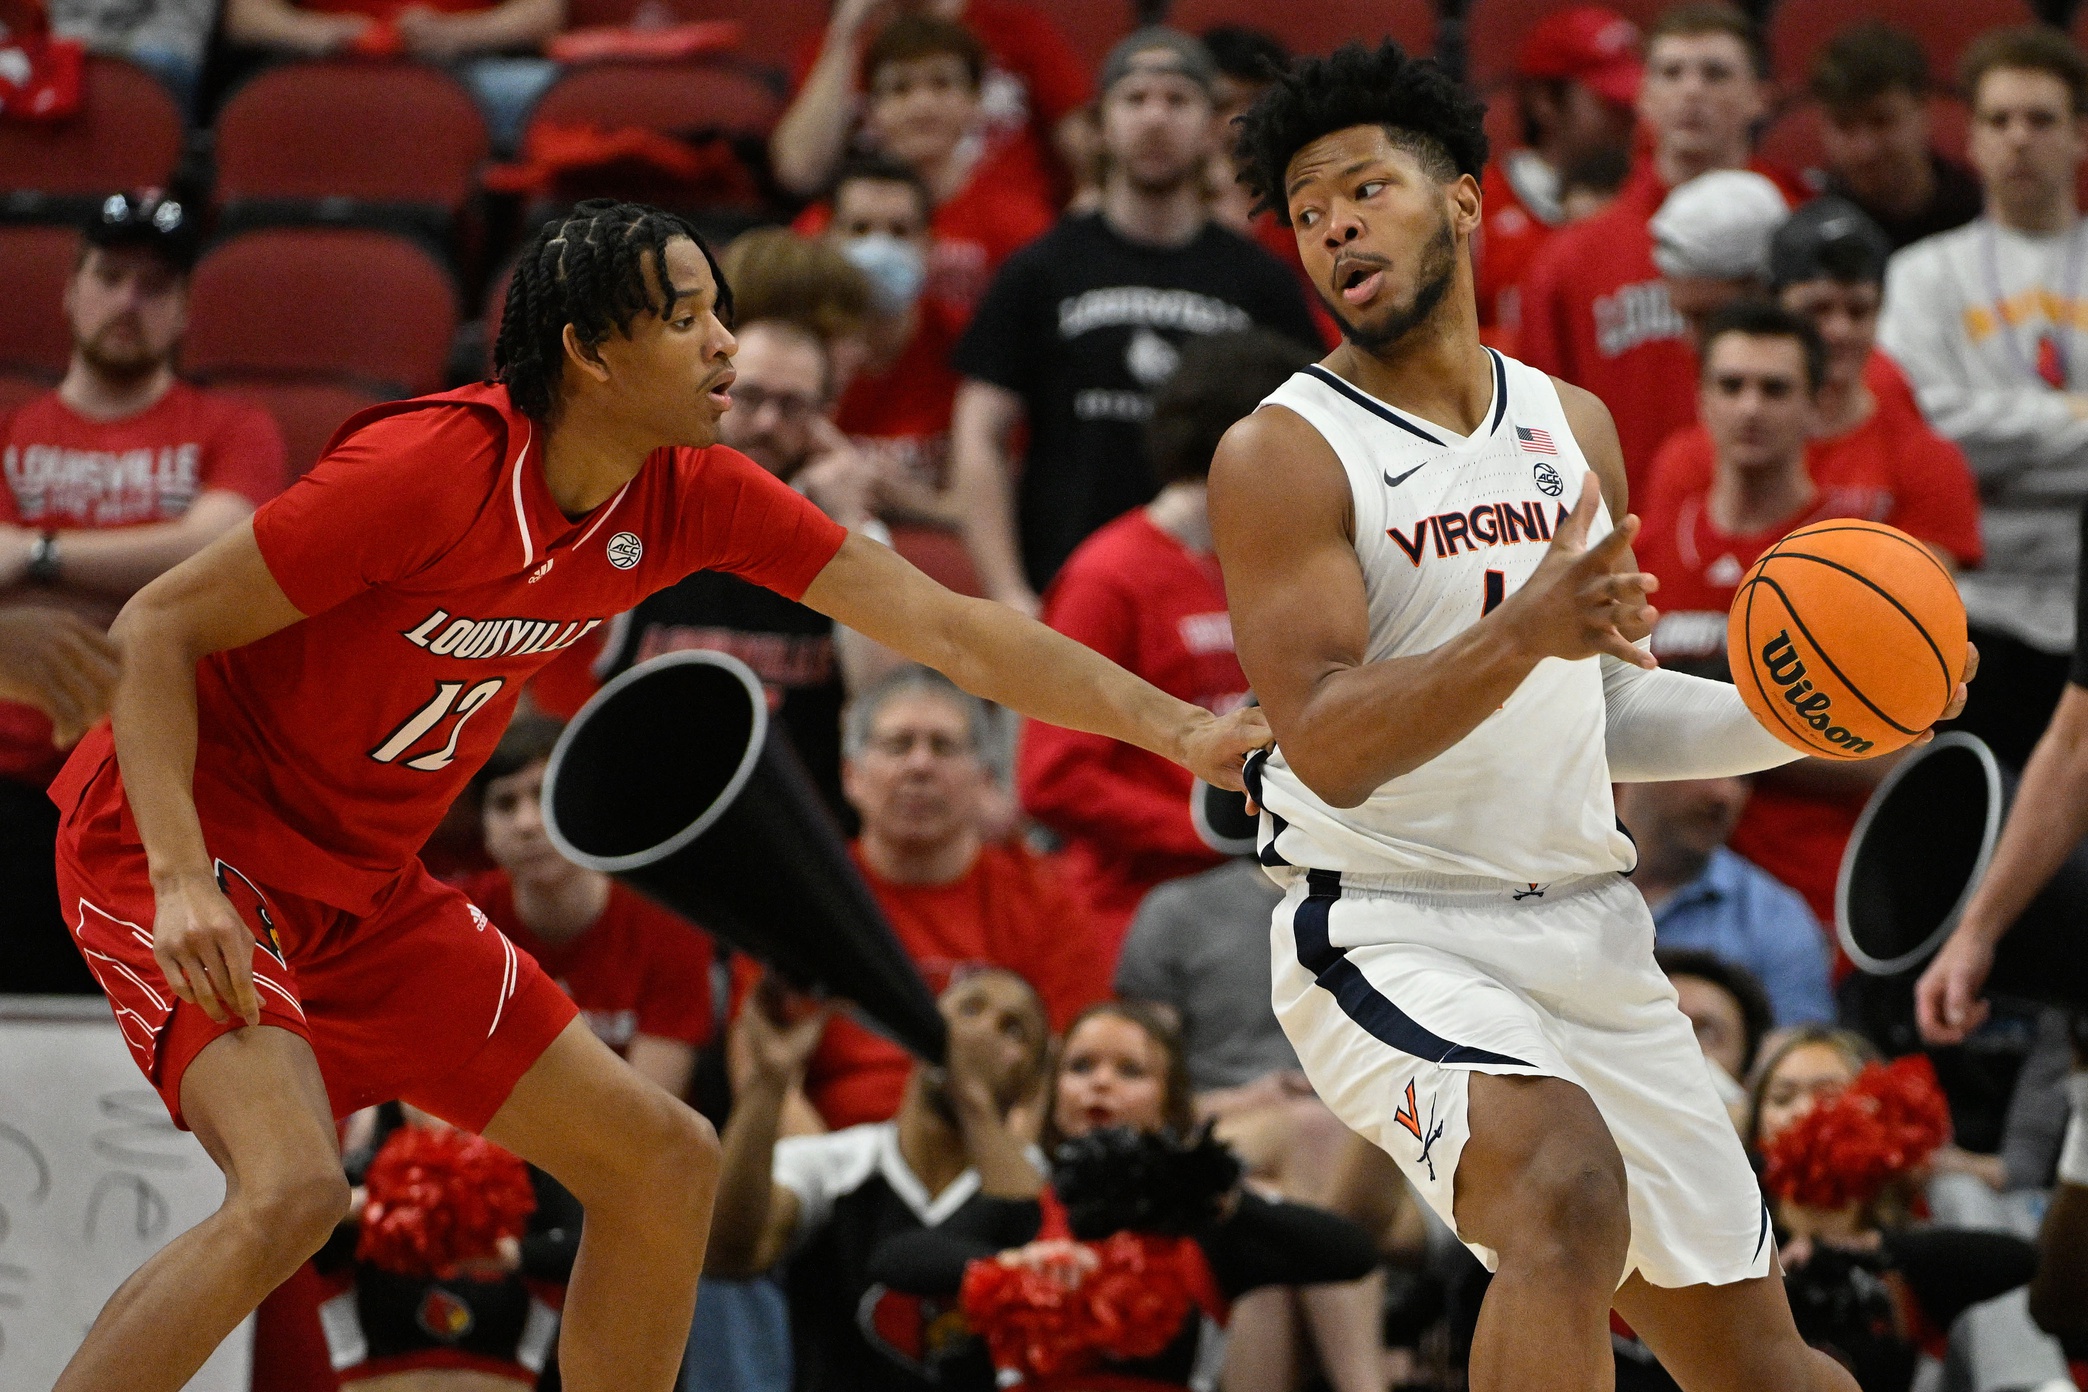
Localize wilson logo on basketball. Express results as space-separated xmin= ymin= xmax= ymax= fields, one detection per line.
xmin=1758 ymin=631 xmax=1874 ymax=754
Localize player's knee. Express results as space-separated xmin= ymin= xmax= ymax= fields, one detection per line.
xmin=618 ymin=1093 xmax=720 ymax=1203
xmin=1504 ymin=1148 xmax=1630 ymax=1274
xmin=233 ymin=1162 xmax=352 ymax=1266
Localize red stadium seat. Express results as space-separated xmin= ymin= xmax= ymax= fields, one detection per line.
xmin=1464 ymin=0 xmax=1674 ymax=94
xmin=1767 ymin=0 xmax=2036 ymax=96
xmin=186 ymin=230 xmax=459 ymax=395
xmin=527 ymin=60 xmax=783 ymax=140
xmin=1028 ymin=0 xmax=1136 ymax=79
xmin=670 ymin=0 xmax=828 ymax=79
xmin=214 ymin=376 xmax=395 ymax=477
xmin=0 ymin=225 xmax=80 ymax=375
xmin=1165 ymin=0 xmax=1433 ymax=60
xmin=0 ymin=371 xmax=54 ymax=415
xmin=0 ymin=57 xmax=184 ymax=212
xmin=215 ymin=62 xmax=488 ymax=222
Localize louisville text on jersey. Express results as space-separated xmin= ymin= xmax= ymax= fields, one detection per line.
xmin=401 ymin=609 xmax=604 ymax=661
xmin=1388 ymin=499 xmax=1571 ymax=565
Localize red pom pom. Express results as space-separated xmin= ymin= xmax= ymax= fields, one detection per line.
xmin=356 ymin=1126 xmax=536 ymax=1278
xmin=1762 ymin=1055 xmax=1952 ymax=1211
xmin=961 ymin=1235 xmax=1201 ymax=1379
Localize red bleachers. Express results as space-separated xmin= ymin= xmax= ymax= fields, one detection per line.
xmin=1166 ymin=0 xmax=1434 ymax=60
xmin=215 ymin=62 xmax=488 ymax=221
xmin=527 ymin=58 xmax=784 ymax=140
xmin=1767 ymin=0 xmax=2038 ymax=95
xmin=1464 ymin=0 xmax=1674 ymax=96
xmin=0 ymin=225 xmax=81 ymax=376
xmin=215 ymin=377 xmax=395 ymax=477
xmin=0 ymin=57 xmax=184 ymax=209
xmin=186 ymin=229 xmax=459 ymax=396
xmin=1030 ymin=0 xmax=1138 ymax=79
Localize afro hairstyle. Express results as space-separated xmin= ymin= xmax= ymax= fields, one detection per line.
xmin=1233 ymin=40 xmax=1489 ymax=225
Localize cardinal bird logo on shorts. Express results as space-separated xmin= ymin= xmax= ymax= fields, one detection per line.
xmin=214 ymin=861 xmax=285 ymax=965
xmin=1394 ymin=1080 xmax=1446 ymax=1182
xmin=416 ymin=1288 xmax=475 ymax=1342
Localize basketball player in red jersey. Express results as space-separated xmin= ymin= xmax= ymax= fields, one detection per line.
xmin=48 ymin=200 xmax=1269 ymax=1392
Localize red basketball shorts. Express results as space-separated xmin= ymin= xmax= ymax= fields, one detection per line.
xmin=55 ymin=796 xmax=576 ymax=1133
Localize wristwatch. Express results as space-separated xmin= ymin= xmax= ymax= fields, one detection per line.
xmin=27 ymin=531 xmax=59 ymax=585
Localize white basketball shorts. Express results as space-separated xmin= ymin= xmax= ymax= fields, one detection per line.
xmin=1270 ymin=867 xmax=1772 ymax=1289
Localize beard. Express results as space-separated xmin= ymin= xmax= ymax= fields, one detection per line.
xmin=1320 ymin=212 xmax=1457 ymax=354
xmin=77 ymin=320 xmax=171 ymax=385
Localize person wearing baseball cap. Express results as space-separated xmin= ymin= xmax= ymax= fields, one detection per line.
xmin=1636 ymin=194 xmax=1982 ymax=932
xmin=1476 ymin=7 xmax=1641 ymax=349
xmin=948 ymin=25 xmax=1317 ymax=614
xmin=0 ymin=189 xmax=287 ymax=993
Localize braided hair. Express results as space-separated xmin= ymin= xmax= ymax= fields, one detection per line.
xmin=494 ymin=200 xmax=734 ymax=421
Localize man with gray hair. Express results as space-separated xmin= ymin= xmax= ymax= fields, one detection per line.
xmin=784 ymin=665 xmax=1109 ymax=1130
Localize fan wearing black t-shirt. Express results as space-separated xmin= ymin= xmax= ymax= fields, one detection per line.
xmin=949 ymin=28 xmax=1320 ymax=611
xmin=598 ymin=318 xmax=887 ymax=819
xmin=706 ymin=971 xmax=1050 ymax=1392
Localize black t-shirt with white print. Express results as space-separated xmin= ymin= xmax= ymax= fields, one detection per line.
xmin=953 ymin=211 xmax=1320 ymax=591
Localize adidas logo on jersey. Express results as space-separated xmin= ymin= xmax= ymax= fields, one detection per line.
xmin=1388 ymin=499 xmax=1572 ymax=565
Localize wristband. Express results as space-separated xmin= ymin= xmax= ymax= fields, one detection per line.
xmin=26 ymin=531 xmax=58 ymax=585
xmin=2061 ymin=1074 xmax=2088 ymax=1188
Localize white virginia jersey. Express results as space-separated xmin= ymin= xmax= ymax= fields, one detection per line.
xmin=1248 ymin=351 xmax=1636 ymax=883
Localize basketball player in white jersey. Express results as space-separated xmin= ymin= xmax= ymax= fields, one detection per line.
xmin=1210 ymin=43 xmax=1972 ymax=1392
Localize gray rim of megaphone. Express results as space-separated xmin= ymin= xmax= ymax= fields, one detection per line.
xmin=1832 ymin=729 xmax=2003 ymax=976
xmin=1188 ymin=778 xmax=1258 ymax=857
xmin=540 ymin=648 xmax=771 ymax=876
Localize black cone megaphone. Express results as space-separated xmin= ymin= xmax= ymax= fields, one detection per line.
xmin=1190 ymin=779 xmax=1257 ymax=856
xmin=542 ymin=650 xmax=947 ymax=1062
xmin=1836 ymin=730 xmax=2088 ymax=1006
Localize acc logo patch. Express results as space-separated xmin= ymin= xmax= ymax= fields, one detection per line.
xmin=417 ymin=1288 xmax=475 ymax=1342
xmin=606 ymin=532 xmax=643 ymax=569
xmin=1531 ymin=460 xmax=1564 ymax=497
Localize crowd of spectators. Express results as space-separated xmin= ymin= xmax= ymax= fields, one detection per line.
xmin=10 ymin=0 xmax=2088 ymax=1389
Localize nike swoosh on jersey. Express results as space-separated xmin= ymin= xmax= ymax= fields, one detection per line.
xmin=1383 ymin=463 xmax=1427 ymax=487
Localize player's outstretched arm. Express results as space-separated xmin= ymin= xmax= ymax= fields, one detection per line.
xmin=799 ymin=534 xmax=1269 ymax=791
xmin=1208 ymin=404 xmax=1657 ymax=810
xmin=1918 ymin=684 xmax=2088 ymax=1043
xmin=106 ymin=521 xmax=306 ymax=1028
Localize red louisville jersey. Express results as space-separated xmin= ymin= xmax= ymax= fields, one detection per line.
xmin=1016 ymin=511 xmax=1249 ymax=944
xmin=1640 ymin=352 xmax=1985 ymax=572
xmin=1515 ymin=161 xmax=1806 ymax=494
xmin=50 ymin=384 xmax=847 ymax=914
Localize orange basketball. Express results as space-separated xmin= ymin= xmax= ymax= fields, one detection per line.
xmin=1728 ymin=520 xmax=1967 ymax=760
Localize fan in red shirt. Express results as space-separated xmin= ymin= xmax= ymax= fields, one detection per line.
xmin=792 ymin=18 xmax=1055 ymax=323
xmin=46 ymin=201 xmax=1266 ymax=1392
xmin=1637 ymin=300 xmax=1978 ymax=943
xmin=467 ymin=714 xmax=715 ymax=1097
xmin=1018 ymin=330 xmax=1310 ymax=944
xmin=1475 ymin=7 xmax=1641 ymax=351
xmin=1515 ymin=6 xmax=1805 ymax=494
xmin=0 ymin=192 xmax=280 ymax=995
xmin=770 ymin=665 xmax=1109 ymax=1128
xmin=774 ymin=0 xmax=1090 ymax=210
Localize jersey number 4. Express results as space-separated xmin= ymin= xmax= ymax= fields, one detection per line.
xmin=370 ymin=679 xmax=506 ymax=771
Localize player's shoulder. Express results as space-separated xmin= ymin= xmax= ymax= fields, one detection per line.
xmin=318 ymin=388 xmax=513 ymax=481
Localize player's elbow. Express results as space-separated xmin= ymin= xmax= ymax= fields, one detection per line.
xmin=1283 ymin=750 xmax=1377 ymax=810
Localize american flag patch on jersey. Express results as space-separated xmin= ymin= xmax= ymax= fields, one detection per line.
xmin=1515 ymin=425 xmax=1558 ymax=455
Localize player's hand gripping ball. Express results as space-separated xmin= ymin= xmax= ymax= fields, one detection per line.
xmin=1728 ymin=520 xmax=1967 ymax=759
